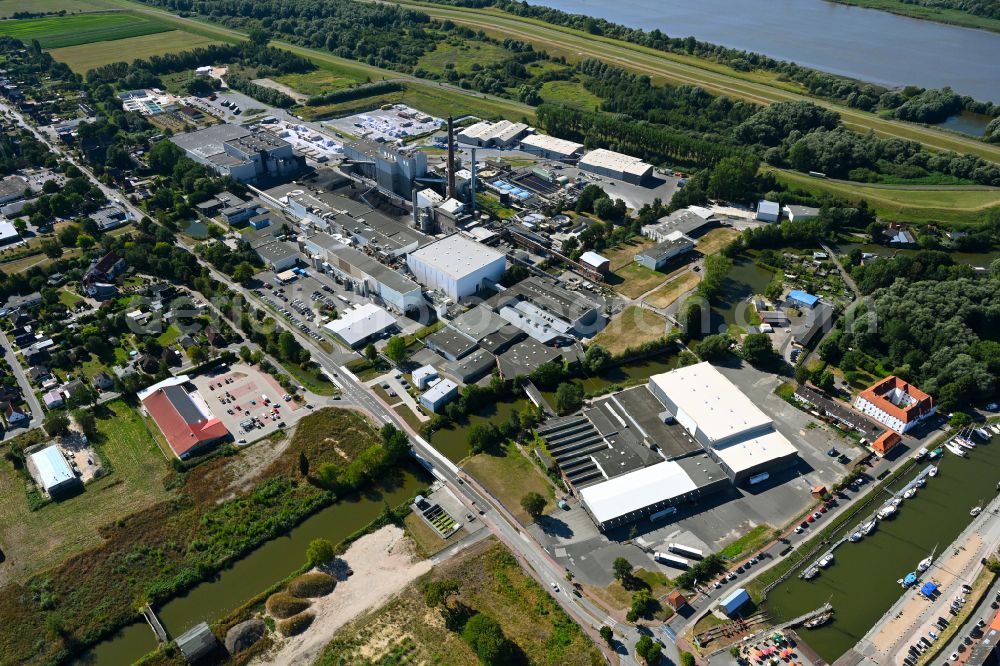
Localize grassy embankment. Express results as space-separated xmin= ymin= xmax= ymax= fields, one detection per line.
xmin=829 ymin=0 xmax=1000 ymax=34
xmin=0 ymin=0 xmax=121 ymax=16
xmin=316 ymin=540 xmax=604 ymax=665
xmin=771 ymin=168 xmax=1000 ymax=226
xmin=0 ymin=408 xmax=406 ymax=666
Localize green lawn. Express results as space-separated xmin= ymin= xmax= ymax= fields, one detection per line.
xmin=540 ymin=79 xmax=602 ymax=111
xmin=612 ymin=262 xmax=671 ymax=299
xmin=770 ymin=168 xmax=1000 ymax=226
xmin=718 ymin=524 xmax=774 ymax=561
xmin=829 ymin=0 xmax=1000 ymax=33
xmin=0 ymin=400 xmax=172 ymax=585
xmin=0 ymin=12 xmax=169 ymax=48
xmin=417 ymin=39 xmax=511 ymax=76
xmin=156 ymin=323 xmax=181 ymax=346
xmin=461 ymin=442 xmax=554 ymax=524
xmin=275 ymin=62 xmax=367 ymax=97
xmin=49 ymin=29 xmax=219 ymax=72
xmin=57 ymin=287 xmax=82 ymax=308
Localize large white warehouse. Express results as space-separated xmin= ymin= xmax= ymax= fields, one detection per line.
xmin=406 ymin=234 xmax=506 ymax=300
xmin=647 ymin=362 xmax=799 ymax=482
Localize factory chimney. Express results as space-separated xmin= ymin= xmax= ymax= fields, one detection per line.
xmin=469 ymin=147 xmax=477 ymax=217
xmin=446 ymin=115 xmax=456 ymax=200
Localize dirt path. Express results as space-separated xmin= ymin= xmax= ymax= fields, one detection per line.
xmin=254 ymin=525 xmax=432 ymax=665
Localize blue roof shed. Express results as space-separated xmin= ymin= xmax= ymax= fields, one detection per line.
xmin=787 ymin=290 xmax=819 ymax=308
xmin=719 ymin=587 xmax=751 ymax=616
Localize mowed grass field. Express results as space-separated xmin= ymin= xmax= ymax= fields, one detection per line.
xmin=772 ymin=168 xmax=1000 ymax=225
xmin=461 ymin=442 xmax=554 ymax=524
xmin=0 ymin=400 xmax=173 ymax=585
xmin=0 ymin=0 xmax=120 ymax=17
xmin=49 ymin=29 xmax=219 ymax=72
xmin=0 ymin=12 xmax=169 ymax=48
xmin=591 ymin=305 xmax=670 ymax=354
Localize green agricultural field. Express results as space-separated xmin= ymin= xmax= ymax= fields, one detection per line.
xmin=0 ymin=400 xmax=172 ymax=585
xmin=0 ymin=0 xmax=120 ymax=17
xmin=772 ymin=168 xmax=1000 ymax=226
xmin=0 ymin=12 xmax=169 ymax=48
xmin=49 ymin=29 xmax=219 ymax=72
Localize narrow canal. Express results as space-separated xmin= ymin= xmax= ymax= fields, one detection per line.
xmin=766 ymin=432 xmax=1000 ymax=662
xmin=73 ymin=464 xmax=429 ymax=666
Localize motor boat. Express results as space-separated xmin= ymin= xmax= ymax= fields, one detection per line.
xmin=878 ymin=504 xmax=897 ymax=519
xmin=901 ymin=572 xmax=918 ymax=587
xmin=990 ymin=424 xmax=1000 ymax=435
xmin=971 ymin=503 xmax=983 ymax=517
xmin=849 ymin=531 xmax=862 ymax=542
xmin=929 ymin=447 xmax=944 ymax=459
xmin=975 ymin=428 xmax=991 ymax=440
xmin=818 ymin=553 xmax=834 ymax=568
xmin=903 ymin=487 xmax=917 ymax=499
xmin=946 ymin=441 xmax=967 ymax=457
xmin=928 ymin=465 xmax=939 ymax=477
xmin=801 ymin=567 xmax=819 ymax=580
xmin=917 ymin=548 xmax=936 ymax=573
xmin=915 ymin=477 xmax=926 ymax=487
xmin=862 ymin=519 xmax=877 ymax=535
xmin=891 ymin=496 xmax=903 ymax=507
xmin=956 ymin=436 xmax=976 ymax=450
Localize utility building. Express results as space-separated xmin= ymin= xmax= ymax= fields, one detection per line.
xmin=407 ymin=234 xmax=506 ymax=300
xmin=519 ymin=134 xmax=584 ymax=160
xmin=342 ymin=140 xmax=427 ymax=198
xmin=579 ymin=148 xmax=654 ymax=185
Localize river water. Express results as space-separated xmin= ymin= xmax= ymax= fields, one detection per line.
xmin=73 ymin=464 xmax=429 ymax=666
xmin=767 ymin=432 xmax=1000 ymax=662
xmin=528 ymin=0 xmax=1000 ymax=103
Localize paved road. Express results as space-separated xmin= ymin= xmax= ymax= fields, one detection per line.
xmin=0 ymin=328 xmax=43 ymax=437
xmin=190 ymin=260 xmax=635 ymax=663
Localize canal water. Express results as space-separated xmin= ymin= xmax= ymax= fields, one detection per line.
xmin=710 ymin=259 xmax=774 ymax=333
xmin=766 ymin=432 xmax=1000 ymax=663
xmin=528 ymin=0 xmax=1000 ymax=102
xmin=73 ymin=464 xmax=429 ymax=666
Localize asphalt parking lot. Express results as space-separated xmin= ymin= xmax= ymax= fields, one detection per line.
xmin=191 ymin=363 xmax=306 ymax=442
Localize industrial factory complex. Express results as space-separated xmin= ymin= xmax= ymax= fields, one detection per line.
xmin=539 ymin=362 xmax=801 ymax=531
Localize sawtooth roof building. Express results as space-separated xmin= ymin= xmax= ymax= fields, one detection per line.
xmin=541 ymin=362 xmax=801 ymax=530
xmin=139 ymin=376 xmax=229 ymax=459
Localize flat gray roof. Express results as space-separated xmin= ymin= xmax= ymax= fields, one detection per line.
xmin=170 ymin=123 xmax=250 ymax=159
xmin=592 ymin=386 xmax=701 ymax=460
xmin=497 ymin=337 xmax=560 ymax=377
xmin=448 ymin=305 xmax=508 ymax=341
xmin=425 ymin=326 xmax=478 ymax=359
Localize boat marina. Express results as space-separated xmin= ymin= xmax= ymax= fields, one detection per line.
xmin=767 ymin=427 xmax=1000 ymax=663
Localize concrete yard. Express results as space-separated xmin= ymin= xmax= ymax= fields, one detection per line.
xmin=191 ymin=364 xmax=306 ymax=442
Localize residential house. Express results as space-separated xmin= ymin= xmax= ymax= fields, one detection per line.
xmin=91 ymin=371 xmax=114 ymax=391
xmin=43 ymin=389 xmax=64 ymax=409
xmin=3 ymin=402 xmax=29 ymax=427
xmin=6 ymin=292 xmax=42 ymax=311
xmin=204 ymin=326 xmax=226 ymax=348
xmin=28 ymin=366 xmax=51 ymax=384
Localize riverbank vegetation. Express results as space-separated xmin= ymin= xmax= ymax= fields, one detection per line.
xmin=829 ymin=0 xmax=1000 ymax=34
xmin=0 ymin=409 xmax=412 ymax=665
xmin=819 ymin=267 xmax=999 ymax=412
xmin=316 ymin=539 xmax=603 ymax=665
